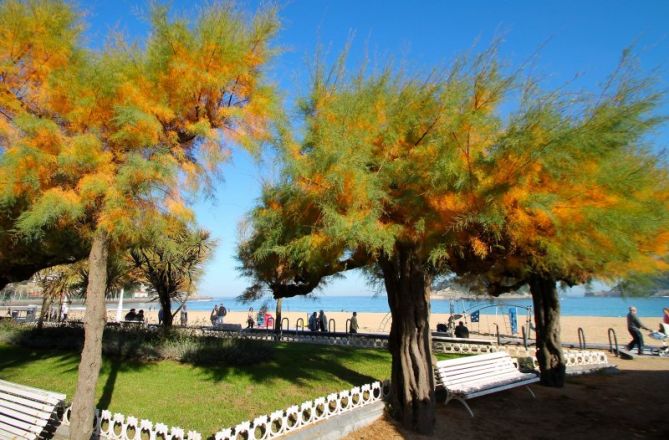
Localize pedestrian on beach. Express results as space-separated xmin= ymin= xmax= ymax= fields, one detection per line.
xmin=626 ymin=306 xmax=651 ymax=355
xmin=210 ymin=305 xmax=218 ymax=326
xmin=180 ymin=304 xmax=188 ymax=327
xmin=124 ymin=308 xmax=137 ymax=321
xmin=455 ymin=321 xmax=470 ymax=338
xmin=663 ymin=307 xmax=669 ymax=324
xmin=349 ymin=312 xmax=359 ymax=334
xmin=217 ymin=303 xmax=227 ymax=325
xmin=60 ymin=301 xmax=69 ymax=321
xmin=308 ymin=312 xmax=318 ymax=331
xmin=318 ymin=310 xmax=327 ymax=332
xmin=158 ymin=307 xmax=164 ymax=325
xmin=247 ymin=307 xmax=255 ymax=328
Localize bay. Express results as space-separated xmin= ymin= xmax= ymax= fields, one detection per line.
xmin=116 ymin=295 xmax=669 ymax=318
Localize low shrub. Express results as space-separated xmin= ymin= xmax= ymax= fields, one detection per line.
xmin=0 ymin=322 xmax=274 ymax=366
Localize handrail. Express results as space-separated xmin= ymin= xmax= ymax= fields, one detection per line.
xmin=266 ymin=316 xmax=274 ymax=330
xmin=607 ymin=328 xmax=619 ymax=356
xmin=345 ymin=319 xmax=351 ymax=334
xmin=577 ymin=327 xmax=586 ymax=349
xmin=328 ymin=318 xmax=336 ymax=333
xmin=281 ymin=317 xmax=289 ymax=331
xmin=295 ymin=318 xmax=304 ymax=332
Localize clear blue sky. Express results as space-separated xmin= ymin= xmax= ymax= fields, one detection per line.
xmin=83 ymin=0 xmax=669 ymax=297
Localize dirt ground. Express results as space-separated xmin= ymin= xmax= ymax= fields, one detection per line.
xmin=346 ymin=355 xmax=669 ymax=440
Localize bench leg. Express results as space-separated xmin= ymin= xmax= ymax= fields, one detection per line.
xmin=444 ymin=391 xmax=474 ymax=417
xmin=525 ymin=385 xmax=536 ymax=399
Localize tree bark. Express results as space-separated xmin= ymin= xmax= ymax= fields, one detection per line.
xmin=529 ymin=274 xmax=565 ymax=387
xmin=37 ymin=295 xmax=52 ymax=329
xmin=158 ymin=289 xmax=173 ymax=327
xmin=380 ymin=243 xmax=435 ymax=435
xmin=69 ymin=230 xmax=109 ymax=440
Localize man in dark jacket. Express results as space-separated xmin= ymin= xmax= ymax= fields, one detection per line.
xmin=626 ymin=306 xmax=650 ymax=354
xmin=455 ymin=321 xmax=470 ymax=338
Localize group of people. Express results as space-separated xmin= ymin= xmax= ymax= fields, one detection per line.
xmin=124 ymin=308 xmax=145 ymax=322
xmin=306 ymin=310 xmax=360 ymax=333
xmin=210 ymin=304 xmax=228 ymax=326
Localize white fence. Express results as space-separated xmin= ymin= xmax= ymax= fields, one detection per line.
xmin=59 ymin=381 xmax=389 ymax=440
xmin=214 ymin=381 xmax=388 ymax=440
xmin=61 ymin=407 xmax=202 ymax=440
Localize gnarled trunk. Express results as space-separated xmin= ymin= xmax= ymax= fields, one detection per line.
xmin=380 ymin=243 xmax=435 ymax=435
xmin=69 ymin=230 xmax=109 ymax=440
xmin=529 ymin=274 xmax=565 ymax=387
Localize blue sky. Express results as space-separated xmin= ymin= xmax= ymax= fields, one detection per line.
xmin=82 ymin=0 xmax=669 ymax=297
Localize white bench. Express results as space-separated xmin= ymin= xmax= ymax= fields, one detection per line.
xmin=0 ymin=379 xmax=66 ymax=439
xmin=434 ymin=351 xmax=539 ymax=417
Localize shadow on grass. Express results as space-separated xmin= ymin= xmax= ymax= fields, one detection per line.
xmin=186 ymin=341 xmax=390 ymax=387
xmin=0 ymin=324 xmax=391 ymax=404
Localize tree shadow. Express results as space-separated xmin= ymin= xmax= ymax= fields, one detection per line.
xmin=186 ymin=340 xmax=391 ymax=387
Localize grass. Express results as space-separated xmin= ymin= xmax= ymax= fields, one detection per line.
xmin=0 ymin=342 xmax=392 ymax=435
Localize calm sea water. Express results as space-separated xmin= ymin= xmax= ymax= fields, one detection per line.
xmin=117 ymin=295 xmax=669 ymax=318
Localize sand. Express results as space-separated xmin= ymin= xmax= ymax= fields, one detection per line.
xmin=47 ymin=308 xmax=667 ymax=349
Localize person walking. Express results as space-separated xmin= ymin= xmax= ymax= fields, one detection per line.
xmin=349 ymin=312 xmax=359 ymax=334
xmin=210 ymin=305 xmax=218 ymax=327
xmin=626 ymin=306 xmax=651 ymax=355
xmin=60 ymin=301 xmax=69 ymax=321
xmin=308 ymin=312 xmax=318 ymax=331
xmin=318 ymin=310 xmax=327 ymax=332
xmin=180 ymin=304 xmax=188 ymax=327
xmin=217 ymin=303 xmax=227 ymax=325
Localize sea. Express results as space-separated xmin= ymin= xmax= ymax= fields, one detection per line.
xmin=108 ymin=295 xmax=669 ymax=318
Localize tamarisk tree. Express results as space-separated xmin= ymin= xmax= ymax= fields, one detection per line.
xmin=0 ymin=1 xmax=278 ymax=438
xmin=446 ymin=56 xmax=669 ymax=386
xmin=241 ymin=50 xmax=668 ymax=433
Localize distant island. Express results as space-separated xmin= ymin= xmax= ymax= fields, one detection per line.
xmin=430 ymin=284 xmax=531 ymax=300
xmin=585 ymin=289 xmax=669 ymax=298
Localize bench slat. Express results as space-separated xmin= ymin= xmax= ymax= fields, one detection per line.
xmin=0 ymin=428 xmax=25 ymax=440
xmin=0 ymin=425 xmax=37 ymax=440
xmin=0 ymin=381 xmax=65 ymax=405
xmin=0 ymin=413 xmax=45 ymax=435
xmin=440 ymin=369 xmax=528 ymax=388
xmin=436 ymin=359 xmax=517 ymax=377
xmin=462 ymin=377 xmax=539 ymax=400
xmin=0 ymin=417 xmax=43 ymax=436
xmin=436 ymin=351 xmax=508 ymax=368
xmin=436 ymin=356 xmax=515 ymax=372
xmin=0 ymin=393 xmax=59 ymax=413
xmin=0 ymin=380 xmax=66 ymax=440
xmin=0 ymin=401 xmax=51 ymax=426
xmin=445 ymin=371 xmax=538 ymax=394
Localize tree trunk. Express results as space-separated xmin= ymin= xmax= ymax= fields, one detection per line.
xmin=37 ymin=295 xmax=52 ymax=329
xmin=274 ymin=297 xmax=283 ymax=334
xmin=69 ymin=230 xmax=109 ymax=440
xmin=159 ymin=290 xmax=173 ymax=327
xmin=529 ymin=274 xmax=565 ymax=387
xmin=380 ymin=243 xmax=435 ymax=435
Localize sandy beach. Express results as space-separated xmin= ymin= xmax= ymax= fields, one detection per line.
xmin=44 ymin=308 xmax=666 ymax=348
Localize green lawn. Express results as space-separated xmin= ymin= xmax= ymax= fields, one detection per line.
xmin=0 ymin=342 xmax=392 ymax=435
